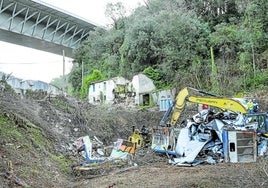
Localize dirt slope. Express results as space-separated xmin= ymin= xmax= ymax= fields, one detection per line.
xmin=0 ymin=86 xmax=268 ymax=188
xmin=0 ymin=87 xmax=163 ymax=187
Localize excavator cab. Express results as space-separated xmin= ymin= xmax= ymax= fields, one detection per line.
xmin=243 ymin=113 xmax=268 ymax=136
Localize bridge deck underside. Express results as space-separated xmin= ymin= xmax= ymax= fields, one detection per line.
xmin=0 ymin=0 xmax=96 ymax=57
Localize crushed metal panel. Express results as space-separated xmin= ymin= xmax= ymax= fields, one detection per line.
xmin=211 ymin=119 xmax=225 ymax=142
xmin=169 ymin=127 xmax=212 ymax=165
xmin=170 ymin=139 xmax=210 ymax=165
xmin=175 ymin=127 xmax=191 ymax=156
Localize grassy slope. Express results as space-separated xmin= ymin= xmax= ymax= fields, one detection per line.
xmin=0 ymin=114 xmax=73 ymax=187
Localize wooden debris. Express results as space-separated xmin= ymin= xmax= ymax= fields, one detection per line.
xmin=113 ymin=165 xmax=138 ymax=175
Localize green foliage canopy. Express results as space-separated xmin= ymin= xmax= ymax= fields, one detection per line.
xmin=69 ymin=0 xmax=268 ymax=97
xmin=80 ymin=70 xmax=105 ymax=98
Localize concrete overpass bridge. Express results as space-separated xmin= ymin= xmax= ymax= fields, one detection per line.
xmin=0 ymin=0 xmax=97 ymax=57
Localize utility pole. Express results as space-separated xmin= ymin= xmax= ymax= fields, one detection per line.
xmin=251 ymin=45 xmax=256 ymax=89
xmin=82 ymin=61 xmax=84 ymax=88
xmin=63 ymin=50 xmax=66 ymax=92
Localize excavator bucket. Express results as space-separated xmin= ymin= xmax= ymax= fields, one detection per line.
xmin=151 ymin=127 xmax=177 ymax=155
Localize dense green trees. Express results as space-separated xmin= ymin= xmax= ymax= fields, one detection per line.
xmin=69 ymin=0 xmax=268 ymax=97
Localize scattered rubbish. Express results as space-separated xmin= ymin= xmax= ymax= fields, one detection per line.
xmin=74 ymin=136 xmax=137 ymax=175
xmin=170 ymin=135 xmax=211 ymax=165
xmin=76 ymin=136 xmax=105 ymax=163
xmin=109 ymin=139 xmax=136 ymax=160
xmin=71 ymin=86 xmax=267 ymax=172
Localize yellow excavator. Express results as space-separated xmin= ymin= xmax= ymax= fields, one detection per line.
xmin=169 ymin=87 xmax=247 ymax=126
xmin=151 ymin=87 xmax=267 ymax=155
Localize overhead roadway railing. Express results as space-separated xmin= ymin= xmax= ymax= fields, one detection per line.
xmin=0 ymin=0 xmax=97 ymax=56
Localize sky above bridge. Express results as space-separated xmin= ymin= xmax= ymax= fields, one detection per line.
xmin=0 ymin=0 xmax=144 ymax=83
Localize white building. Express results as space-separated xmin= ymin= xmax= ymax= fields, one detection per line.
xmin=88 ymin=73 xmax=170 ymax=107
xmin=131 ymin=73 xmax=156 ymax=106
xmin=88 ymin=77 xmax=131 ymax=105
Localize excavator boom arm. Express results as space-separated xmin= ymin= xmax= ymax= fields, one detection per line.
xmin=188 ymin=96 xmax=247 ymax=114
xmin=170 ymin=87 xmax=247 ymax=126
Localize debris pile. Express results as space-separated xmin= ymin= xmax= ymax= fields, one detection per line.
xmin=72 ymin=109 xmax=268 ymax=172
xmin=168 ymin=109 xmax=268 ymax=166
xmin=73 ymin=136 xmax=139 ymax=177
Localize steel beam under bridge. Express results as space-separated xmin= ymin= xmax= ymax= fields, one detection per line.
xmin=0 ymin=0 xmax=97 ymax=57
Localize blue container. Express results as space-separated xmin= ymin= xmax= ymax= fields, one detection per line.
xmin=222 ymin=130 xmax=229 ymax=162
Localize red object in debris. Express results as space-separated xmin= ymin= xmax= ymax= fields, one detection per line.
xmin=202 ymin=104 xmax=208 ymax=109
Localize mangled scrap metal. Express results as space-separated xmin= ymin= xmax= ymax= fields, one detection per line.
xmin=168 ymin=110 xmax=268 ymax=166
xmin=75 ymin=136 xmax=105 ymax=163
xmin=151 ymin=87 xmax=268 ymax=166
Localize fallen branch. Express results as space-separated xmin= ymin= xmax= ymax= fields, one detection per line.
xmin=3 ymin=112 xmax=43 ymax=131
xmin=263 ymin=164 xmax=268 ymax=177
xmin=112 ymin=165 xmax=138 ymax=175
xmin=83 ymin=173 xmax=109 ymax=180
xmin=73 ymin=166 xmax=100 ymax=171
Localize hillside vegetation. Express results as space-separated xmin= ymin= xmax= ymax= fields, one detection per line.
xmin=58 ymin=0 xmax=268 ymax=98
